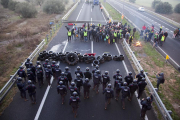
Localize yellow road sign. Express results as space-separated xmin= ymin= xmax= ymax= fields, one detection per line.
xmin=166 ymin=55 xmax=169 ymax=60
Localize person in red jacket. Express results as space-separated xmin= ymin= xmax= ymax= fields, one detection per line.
xmin=142 ymin=24 xmax=146 ymax=31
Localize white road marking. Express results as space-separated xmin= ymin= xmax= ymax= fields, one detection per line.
xmin=101 ymin=11 xmax=107 ymax=23
xmin=115 ymin=43 xmax=148 ymax=120
xmin=62 ymin=40 xmax=68 ymax=53
xmin=91 ymin=40 xmax=93 ymax=53
xmin=76 ymin=2 xmax=85 ymax=21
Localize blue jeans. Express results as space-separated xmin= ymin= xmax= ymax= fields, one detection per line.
xmin=99 ymin=35 xmax=102 ymax=41
xmin=155 ymin=41 xmax=158 ymax=47
xmin=84 ymin=36 xmax=87 ymax=42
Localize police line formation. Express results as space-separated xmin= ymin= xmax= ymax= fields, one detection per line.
xmin=17 ymin=56 xmax=155 ymax=119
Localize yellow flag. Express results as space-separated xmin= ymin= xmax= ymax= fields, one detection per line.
xmin=166 ymin=55 xmax=169 ymax=60
xmin=121 ymin=14 xmax=124 ymax=19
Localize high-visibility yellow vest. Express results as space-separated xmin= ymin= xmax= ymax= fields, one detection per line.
xmin=161 ymin=36 xmax=165 ymax=41
xmin=114 ymin=32 xmax=117 ymax=37
xmin=106 ymin=35 xmax=109 ymax=39
xmin=68 ymin=31 xmax=71 ymax=36
xmin=129 ymin=36 xmax=133 ymax=40
xmin=160 ymin=26 xmax=162 ymax=29
xmin=98 ymin=24 xmax=101 ymax=27
xmin=84 ymin=31 xmax=87 ymax=36
xmin=120 ymin=33 xmax=122 ymax=38
xmin=154 ymin=34 xmax=157 ymax=38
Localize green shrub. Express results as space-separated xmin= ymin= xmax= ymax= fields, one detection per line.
xmin=174 ymin=3 xmax=180 ymax=13
xmin=1 ymin=0 xmax=9 ymax=8
xmin=155 ymin=2 xmax=173 ymax=14
xmin=43 ymin=0 xmax=65 ymax=14
xmin=151 ymin=0 xmax=161 ymax=9
xmin=8 ymin=0 xmax=19 ymax=11
xmin=129 ymin=0 xmax=136 ymax=3
xmin=15 ymin=2 xmax=37 ymax=18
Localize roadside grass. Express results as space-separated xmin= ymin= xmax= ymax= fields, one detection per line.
xmin=102 ymin=1 xmax=180 ymax=120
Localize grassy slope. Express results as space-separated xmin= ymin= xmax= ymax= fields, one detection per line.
xmin=102 ymin=1 xmax=180 ymax=120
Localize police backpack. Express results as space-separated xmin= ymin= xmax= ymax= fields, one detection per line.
xmin=146 ymin=102 xmax=152 ymax=110
xmin=106 ymin=89 xmax=112 ymax=98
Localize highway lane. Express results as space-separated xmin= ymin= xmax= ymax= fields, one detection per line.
xmin=107 ymin=0 xmax=180 ymax=69
xmin=0 ymin=2 xmax=157 ymax=120
xmin=39 ymin=3 xmax=157 ymax=120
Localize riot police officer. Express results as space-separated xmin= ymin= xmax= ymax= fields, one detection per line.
xmin=45 ymin=65 xmax=53 ymax=86
xmin=17 ymin=66 xmax=26 ymax=81
xmin=128 ymin=79 xmax=138 ymax=101
xmin=16 ymin=77 xmax=28 ymax=101
xmin=138 ymin=78 xmax=147 ymax=99
xmin=156 ymin=72 xmax=165 ymax=90
xmin=54 ymin=65 xmax=61 ymax=80
xmin=92 ymin=65 xmax=100 ymax=75
xmin=136 ymin=70 xmax=145 ymax=83
xmin=69 ymin=92 xmax=81 ymax=118
xmin=121 ymin=82 xmax=130 ymax=109
xmin=26 ymin=80 xmax=36 ymax=104
xmin=113 ymin=69 xmax=122 ymax=80
xmin=43 ymin=59 xmax=50 ymax=69
xmin=51 ymin=61 xmax=56 ymax=76
xmin=83 ymin=67 xmax=92 ymax=80
xmin=27 ymin=68 xmax=36 ymax=84
xmin=57 ymin=81 xmax=67 ymax=104
xmin=29 ymin=62 xmax=36 ymax=76
xmin=58 ymin=72 xmax=68 ymax=86
xmin=75 ymin=66 xmax=83 ymax=78
xmin=36 ymin=65 xmax=44 ymax=88
xmin=25 ymin=58 xmax=30 ymax=68
xmin=35 ymin=61 xmax=41 ymax=69
xmin=141 ymin=95 xmax=153 ymax=119
xmin=83 ymin=78 xmax=91 ymax=99
xmin=124 ymin=71 xmax=133 ymax=85
xmin=103 ymin=84 xmax=114 ymax=110
xmin=74 ymin=73 xmax=83 ymax=92
xmin=102 ymin=71 xmax=110 ymax=91
xmin=69 ymin=82 xmax=80 ymax=96
xmin=64 ymin=67 xmax=72 ymax=85
xmin=114 ymin=76 xmax=123 ymax=101
xmin=93 ymin=70 xmax=102 ymax=93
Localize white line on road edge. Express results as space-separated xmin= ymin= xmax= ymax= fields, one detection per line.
xmin=91 ymin=40 xmax=93 ymax=53
xmin=62 ymin=40 xmax=68 ymax=53
xmin=115 ymin=43 xmax=148 ymax=120
xmin=91 ymin=18 xmax=92 ymax=24
xmin=34 ymin=62 xmax=60 ymax=120
xmin=101 ymin=11 xmax=107 ymax=23
xmin=76 ymin=2 xmax=85 ymax=21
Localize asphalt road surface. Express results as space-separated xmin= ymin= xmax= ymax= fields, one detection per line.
xmin=107 ymin=0 xmax=180 ymax=69
xmin=0 ymin=2 xmax=157 ymax=120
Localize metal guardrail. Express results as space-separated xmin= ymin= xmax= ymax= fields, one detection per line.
xmin=0 ymin=39 xmax=46 ymax=102
xmin=101 ymin=3 xmax=109 ymax=18
xmin=62 ymin=0 xmax=80 ymax=20
xmin=123 ymin=39 xmax=172 ymax=120
xmin=119 ymin=0 xmax=180 ymax=27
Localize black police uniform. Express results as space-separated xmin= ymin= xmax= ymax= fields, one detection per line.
xmin=17 ymin=81 xmax=27 ymax=99
xmin=103 ymin=88 xmax=114 ymax=109
xmin=27 ymin=70 xmax=36 ymax=84
xmin=65 ymin=71 xmax=72 ymax=85
xmin=102 ymin=74 xmax=110 ymax=91
xmin=75 ymin=70 xmax=84 ymax=78
xmin=69 ymin=86 xmax=80 ymax=96
xmin=17 ymin=68 xmax=26 ymax=81
xmin=156 ymin=74 xmax=165 ymax=89
xmin=136 ymin=73 xmax=145 ymax=83
xmin=58 ymin=76 xmax=68 ymax=86
xmin=74 ymin=78 xmax=83 ymax=92
xmin=83 ymin=81 xmax=91 ymax=99
xmin=121 ymin=86 xmax=130 ymax=109
xmin=55 ymin=67 xmax=62 ymax=80
xmin=129 ymin=82 xmax=138 ymax=100
xmin=57 ymin=85 xmax=67 ymax=104
xmin=113 ymin=73 xmax=122 ymax=80
xmin=124 ymin=75 xmax=133 ymax=85
xmin=69 ymin=96 xmax=81 ymax=117
xmin=45 ymin=68 xmax=53 ymax=85
xmin=36 ymin=68 xmax=44 ymax=87
xmin=114 ymin=80 xmax=123 ymax=100
xmin=83 ymin=71 xmax=92 ymax=80
xmin=26 ymin=84 xmax=36 ymax=103
xmin=138 ymin=81 xmax=147 ymax=99
xmin=93 ymin=73 xmax=102 ymax=93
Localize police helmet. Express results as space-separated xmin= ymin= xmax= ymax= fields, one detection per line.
xmin=61 ymin=72 xmax=65 ymax=76
xmin=86 ymin=67 xmax=89 ymax=71
xmin=95 ymin=65 xmax=99 ymax=69
xmin=116 ymin=69 xmax=120 ymax=73
xmin=77 ymin=66 xmax=80 ymax=70
xmin=107 ymin=84 xmax=111 ymax=88
xmin=76 ymin=73 xmax=80 ymax=77
xmin=29 ymin=62 xmax=33 ymax=65
xmin=141 ymin=78 xmax=146 ymax=81
xmin=37 ymin=65 xmax=41 ymax=69
xmin=146 ymin=97 xmax=151 ymax=102
xmin=133 ymin=79 xmax=137 ymax=83
xmin=47 ymin=65 xmax=51 ymax=68
xmin=73 ymin=91 xmax=77 ymax=96
xmin=65 ymin=66 xmax=69 ymax=71
xmin=140 ymin=70 xmax=144 ymax=73
xmin=96 ymin=70 xmax=100 ymax=74
xmin=19 ymin=66 xmax=23 ymax=69
xmin=27 ymin=58 xmax=30 ymax=62
xmin=129 ymin=71 xmax=132 ymax=76
xmin=123 ymin=82 xmax=127 ymax=86
xmin=159 ymin=72 xmax=164 ymax=76
xmin=71 ymin=82 xmax=75 ymax=86
xmin=28 ymin=80 xmax=32 ymax=84
xmin=52 ymin=61 xmax=56 ymax=64
xmin=45 ymin=59 xmax=49 ymax=62
xmin=85 ymin=78 xmax=89 ymax=82
xmin=17 ymin=77 xmax=22 ymax=81
xmin=56 ymin=65 xmax=59 ymax=68
xmin=59 ymin=81 xmax=63 ymax=85
xmin=105 ymin=71 xmax=108 ymax=75
xmin=27 ymin=68 xmax=31 ymax=72
xmin=36 ymin=61 xmax=40 ymax=65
